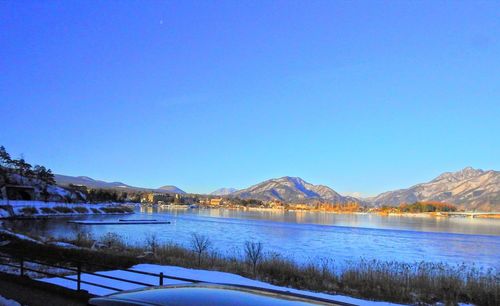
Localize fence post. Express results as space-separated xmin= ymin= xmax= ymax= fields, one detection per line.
xmin=77 ymin=264 xmax=81 ymax=291
xmin=159 ymin=272 xmax=164 ymax=286
xmin=20 ymin=258 xmax=24 ymax=277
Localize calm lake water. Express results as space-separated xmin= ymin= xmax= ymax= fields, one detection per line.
xmin=8 ymin=207 xmax=500 ymax=269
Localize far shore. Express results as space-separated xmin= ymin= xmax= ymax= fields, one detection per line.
xmin=150 ymin=204 xmax=500 ymax=219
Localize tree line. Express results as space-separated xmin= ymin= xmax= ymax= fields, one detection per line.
xmin=376 ymin=201 xmax=457 ymax=213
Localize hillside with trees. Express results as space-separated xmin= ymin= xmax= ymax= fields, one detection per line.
xmin=0 ymin=146 xmax=156 ymax=204
xmin=0 ymin=145 xmax=80 ymax=202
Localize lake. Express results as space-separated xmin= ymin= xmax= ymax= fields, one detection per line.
xmin=7 ymin=207 xmax=500 ymax=269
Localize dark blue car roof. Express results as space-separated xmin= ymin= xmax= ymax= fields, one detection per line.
xmin=89 ymin=283 xmax=355 ymax=306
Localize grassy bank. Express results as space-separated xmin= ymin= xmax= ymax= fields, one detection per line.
xmin=0 ymin=229 xmax=498 ymax=306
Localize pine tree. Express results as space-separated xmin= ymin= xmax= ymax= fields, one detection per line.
xmin=0 ymin=146 xmax=12 ymax=168
xmin=13 ymin=158 xmax=33 ymax=177
xmin=44 ymin=168 xmax=56 ymax=185
xmin=34 ymin=165 xmax=55 ymax=185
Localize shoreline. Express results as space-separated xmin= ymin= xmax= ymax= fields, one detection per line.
xmin=0 ymin=201 xmax=135 ymax=219
xmin=163 ymin=205 xmax=500 ymax=219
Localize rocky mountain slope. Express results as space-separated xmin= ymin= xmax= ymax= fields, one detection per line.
xmin=210 ymin=188 xmax=238 ymax=196
xmin=368 ymin=167 xmax=500 ymax=211
xmin=232 ymin=177 xmax=358 ymax=204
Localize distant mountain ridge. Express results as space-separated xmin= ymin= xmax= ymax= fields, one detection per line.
xmin=158 ymin=185 xmax=186 ymax=194
xmin=232 ymin=176 xmax=358 ymax=204
xmin=55 ymin=174 xmax=186 ymax=194
xmin=368 ymin=167 xmax=500 ymax=211
xmin=210 ymin=188 xmax=238 ymax=196
xmin=55 ymin=174 xmax=133 ymax=189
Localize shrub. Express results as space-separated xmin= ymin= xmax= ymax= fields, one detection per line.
xmin=74 ymin=230 xmax=94 ymax=248
xmin=99 ymin=232 xmax=125 ymax=250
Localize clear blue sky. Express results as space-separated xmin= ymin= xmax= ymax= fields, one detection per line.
xmin=1 ymin=1 xmax=499 ymax=196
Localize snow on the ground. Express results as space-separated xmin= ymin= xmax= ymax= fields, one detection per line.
xmin=0 ymin=229 xmax=43 ymax=244
xmin=0 ymin=256 xmax=74 ymax=279
xmin=0 ymin=295 xmax=21 ymax=306
xmin=47 ymin=241 xmax=80 ymax=249
xmin=40 ymin=264 xmax=404 ymax=306
xmin=0 ymin=210 xmax=9 ymax=219
xmin=2 ymin=200 xmax=128 ymax=209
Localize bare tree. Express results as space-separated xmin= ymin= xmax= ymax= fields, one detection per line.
xmin=191 ymin=233 xmax=211 ymax=266
xmin=146 ymin=233 xmax=159 ymax=255
xmin=244 ymin=241 xmax=264 ymax=275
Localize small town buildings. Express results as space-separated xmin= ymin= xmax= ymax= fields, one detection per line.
xmin=210 ymin=198 xmax=223 ymax=206
xmin=141 ymin=192 xmax=172 ymax=204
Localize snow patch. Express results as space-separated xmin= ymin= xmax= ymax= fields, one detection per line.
xmin=0 ymin=209 xmax=9 ymax=219
xmin=47 ymin=241 xmax=80 ymax=249
xmin=0 ymin=229 xmax=43 ymax=244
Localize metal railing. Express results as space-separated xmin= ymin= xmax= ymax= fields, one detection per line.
xmin=0 ymin=253 xmax=200 ymax=293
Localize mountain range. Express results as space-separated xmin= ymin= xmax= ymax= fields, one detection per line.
xmin=367 ymin=167 xmax=499 ymax=211
xmin=210 ymin=188 xmax=238 ymax=196
xmin=55 ymin=167 xmax=500 ymax=211
xmin=55 ymin=174 xmax=186 ymax=194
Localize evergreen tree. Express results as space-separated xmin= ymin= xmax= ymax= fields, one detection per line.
xmin=34 ymin=166 xmax=55 ymax=185
xmin=44 ymin=168 xmax=56 ymax=185
xmin=13 ymin=158 xmax=34 ymax=177
xmin=0 ymin=146 xmax=12 ymax=168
